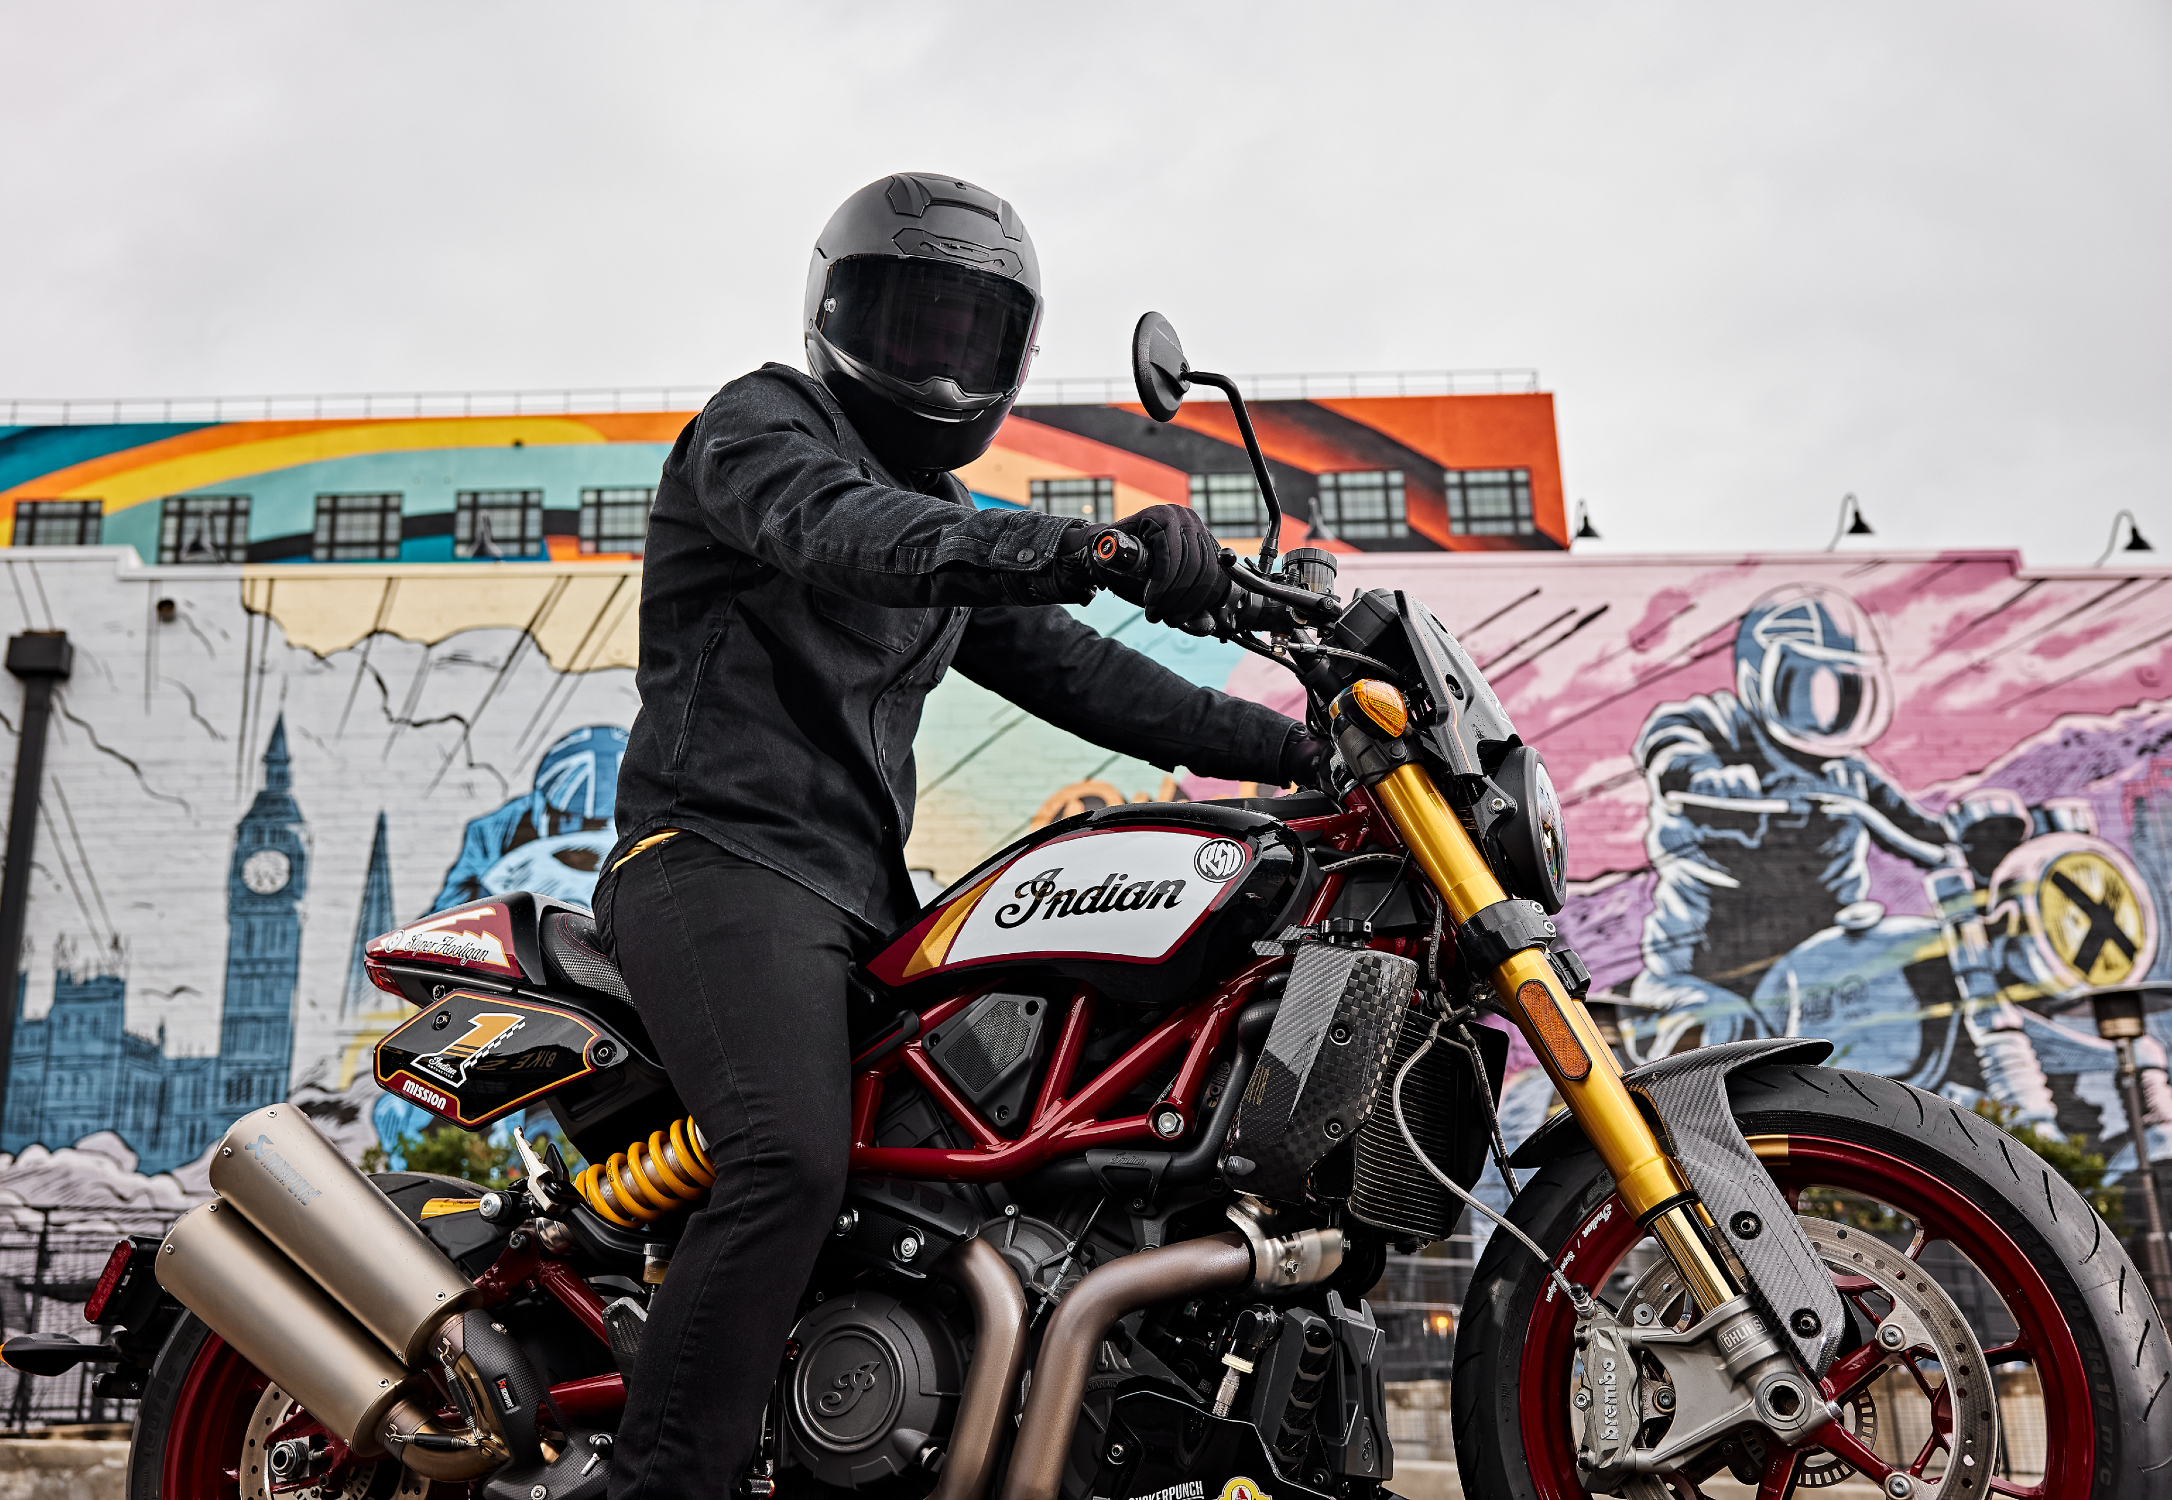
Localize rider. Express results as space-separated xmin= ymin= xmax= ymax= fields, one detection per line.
xmin=595 ymin=174 xmax=1325 ymax=1500
xmin=1629 ymin=584 xmax=1951 ymax=1049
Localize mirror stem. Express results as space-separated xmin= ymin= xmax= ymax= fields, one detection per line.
xmin=1182 ymin=370 xmax=1282 ymax=575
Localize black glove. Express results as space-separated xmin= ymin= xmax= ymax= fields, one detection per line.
xmin=1281 ymin=729 xmax=1332 ymax=792
xmin=1096 ymin=504 xmax=1231 ymax=625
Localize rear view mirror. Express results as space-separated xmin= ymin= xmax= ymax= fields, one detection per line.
xmin=1131 ymin=312 xmax=1190 ymax=422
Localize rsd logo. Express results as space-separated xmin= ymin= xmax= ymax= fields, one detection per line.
xmin=1193 ymin=839 xmax=1247 ymax=882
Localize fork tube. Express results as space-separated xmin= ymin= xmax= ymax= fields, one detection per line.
xmin=1370 ymin=764 xmax=1731 ymax=1296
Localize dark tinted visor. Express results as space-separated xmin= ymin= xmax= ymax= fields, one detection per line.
xmin=1770 ymin=653 xmax=1866 ymax=738
xmin=819 ymin=256 xmax=1037 ymax=396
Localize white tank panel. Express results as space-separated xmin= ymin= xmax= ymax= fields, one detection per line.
xmin=944 ymin=827 xmax=1252 ymax=966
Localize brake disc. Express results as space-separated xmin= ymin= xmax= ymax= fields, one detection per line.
xmin=1572 ymin=1218 xmax=1997 ymax=1497
xmin=244 ymin=1383 xmax=430 ymax=1500
xmin=1800 ymin=1217 xmax=1998 ymax=1497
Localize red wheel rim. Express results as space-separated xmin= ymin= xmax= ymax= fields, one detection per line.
xmin=163 ymin=1332 xmax=270 ymax=1500
xmin=1515 ymin=1134 xmax=2094 ymax=1498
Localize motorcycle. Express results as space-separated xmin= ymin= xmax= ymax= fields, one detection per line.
xmin=8 ymin=313 xmax=2169 ymax=1500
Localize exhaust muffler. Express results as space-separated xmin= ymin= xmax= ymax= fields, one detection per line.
xmin=204 ymin=1104 xmax=475 ymax=1362
xmin=158 ymin=1106 xmax=509 ymax=1477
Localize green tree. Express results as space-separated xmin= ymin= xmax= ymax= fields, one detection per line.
xmin=361 ymin=1122 xmax=521 ymax=1189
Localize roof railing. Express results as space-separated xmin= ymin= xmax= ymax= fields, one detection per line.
xmin=1 ymin=369 xmax=1543 ymax=428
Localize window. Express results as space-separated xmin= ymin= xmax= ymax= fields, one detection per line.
xmin=1315 ymin=471 xmax=1407 ymax=542
xmin=1445 ymin=468 xmax=1534 ymax=537
xmin=12 ymin=500 xmax=102 ymax=547
xmin=1028 ymin=477 xmax=1115 ymax=525
xmin=579 ymin=487 xmax=654 ymax=555
xmin=159 ymin=495 xmax=250 ymax=564
xmin=1188 ymin=473 xmax=1265 ymax=537
xmin=312 ymin=493 xmax=403 ymax=561
xmin=455 ymin=489 xmax=544 ymax=559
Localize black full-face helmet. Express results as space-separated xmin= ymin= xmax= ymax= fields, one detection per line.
xmin=804 ymin=173 xmax=1042 ymax=475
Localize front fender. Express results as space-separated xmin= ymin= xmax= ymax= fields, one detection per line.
xmin=1505 ymin=1035 xmax=1842 ymax=1374
xmin=1508 ymin=1036 xmax=1833 ymax=1168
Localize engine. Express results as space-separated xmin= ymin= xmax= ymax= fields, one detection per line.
xmin=782 ymin=1290 xmax=963 ymax=1487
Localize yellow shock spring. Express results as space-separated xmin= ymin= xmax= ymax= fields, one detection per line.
xmin=573 ymin=1116 xmax=714 ymax=1228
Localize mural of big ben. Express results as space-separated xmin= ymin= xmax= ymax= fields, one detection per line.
xmin=217 ymin=714 xmax=307 ymax=1113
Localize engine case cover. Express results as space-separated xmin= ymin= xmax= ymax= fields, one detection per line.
xmin=864 ymin=803 xmax=1313 ymax=1006
xmin=783 ymin=1291 xmax=962 ymax=1488
xmin=1224 ymin=944 xmax=1416 ymax=1204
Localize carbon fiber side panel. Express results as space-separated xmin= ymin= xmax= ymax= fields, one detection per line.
xmin=1225 ymin=945 xmax=1416 ymax=1203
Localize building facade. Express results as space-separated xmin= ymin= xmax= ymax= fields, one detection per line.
xmin=0 ymin=380 xmax=1570 ymax=565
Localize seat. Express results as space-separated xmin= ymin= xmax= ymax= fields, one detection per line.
xmin=540 ymin=909 xmax=634 ymax=1004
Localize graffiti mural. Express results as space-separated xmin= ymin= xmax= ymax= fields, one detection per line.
xmin=1228 ymin=550 xmax=2172 ymax=1216
xmin=2 ymin=540 xmax=2171 ymax=1222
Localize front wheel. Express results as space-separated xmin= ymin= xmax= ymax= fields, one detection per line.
xmin=1452 ymin=1064 xmax=2172 ymax=1498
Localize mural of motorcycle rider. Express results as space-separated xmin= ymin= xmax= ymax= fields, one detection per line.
xmin=593 ymin=174 xmax=1327 ymax=1500
xmin=1630 ymin=585 xmax=1952 ymax=1043
xmin=431 ymin=723 xmax=628 ymax=908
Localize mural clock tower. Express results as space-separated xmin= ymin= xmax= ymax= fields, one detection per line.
xmin=218 ymin=714 xmax=309 ymax=1114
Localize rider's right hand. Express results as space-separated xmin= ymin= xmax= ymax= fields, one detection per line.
xmin=1091 ymin=504 xmax=1232 ymax=625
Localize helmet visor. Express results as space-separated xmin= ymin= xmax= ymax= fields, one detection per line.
xmin=819 ymin=256 xmax=1038 ymax=399
xmin=1765 ymin=643 xmax=1884 ymax=752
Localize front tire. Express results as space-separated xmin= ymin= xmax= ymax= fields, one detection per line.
xmin=1452 ymin=1064 xmax=2172 ymax=1498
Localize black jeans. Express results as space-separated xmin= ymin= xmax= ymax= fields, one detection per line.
xmin=596 ymin=833 xmax=860 ymax=1500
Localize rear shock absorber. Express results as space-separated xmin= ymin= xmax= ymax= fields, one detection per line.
xmin=573 ymin=1116 xmax=715 ymax=1228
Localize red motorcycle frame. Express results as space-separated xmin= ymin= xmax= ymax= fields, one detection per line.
xmin=846 ymin=796 xmax=1408 ymax=1183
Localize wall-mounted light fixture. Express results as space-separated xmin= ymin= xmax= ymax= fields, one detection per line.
xmin=1826 ymin=493 xmax=1873 ymax=550
xmin=2093 ymin=509 xmax=2155 ymax=567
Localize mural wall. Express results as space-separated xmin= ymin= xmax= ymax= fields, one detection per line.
xmin=0 ymin=538 xmax=2168 ymax=1227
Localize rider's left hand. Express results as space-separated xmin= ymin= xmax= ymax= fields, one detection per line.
xmin=1281 ymin=729 xmax=1332 ymax=792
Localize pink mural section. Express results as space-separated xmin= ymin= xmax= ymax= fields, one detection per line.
xmin=1216 ymin=549 xmax=2172 ymax=1167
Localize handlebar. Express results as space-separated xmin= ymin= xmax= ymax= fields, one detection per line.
xmin=1088 ymin=528 xmax=1148 ymax=579
xmin=1084 ymin=528 xmax=1337 ymax=637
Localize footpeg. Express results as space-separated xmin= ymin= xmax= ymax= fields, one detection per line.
xmin=602 ymin=1295 xmax=647 ymax=1373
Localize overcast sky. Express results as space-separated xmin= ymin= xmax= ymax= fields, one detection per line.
xmin=3 ymin=3 xmax=2167 ymax=564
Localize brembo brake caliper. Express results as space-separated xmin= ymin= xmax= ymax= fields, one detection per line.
xmin=1575 ymin=1291 xmax=1830 ymax=1491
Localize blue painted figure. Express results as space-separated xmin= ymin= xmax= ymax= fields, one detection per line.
xmin=431 ymin=725 xmax=628 ymax=911
xmin=1628 ymin=586 xmax=1952 ymax=1054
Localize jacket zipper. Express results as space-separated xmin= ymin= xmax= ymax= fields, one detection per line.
xmin=670 ymin=628 xmax=725 ymax=770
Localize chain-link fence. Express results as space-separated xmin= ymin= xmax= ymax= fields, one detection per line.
xmin=0 ymin=1207 xmax=179 ymax=1433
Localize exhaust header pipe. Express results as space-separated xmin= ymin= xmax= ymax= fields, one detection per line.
xmin=158 ymin=1106 xmax=505 ymax=1477
xmin=998 ymin=1218 xmax=1344 ymax=1500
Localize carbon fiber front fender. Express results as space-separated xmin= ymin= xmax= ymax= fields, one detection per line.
xmin=1506 ymin=1036 xmax=1843 ymax=1374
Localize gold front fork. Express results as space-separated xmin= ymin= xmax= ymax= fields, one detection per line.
xmin=1371 ymin=765 xmax=1738 ymax=1309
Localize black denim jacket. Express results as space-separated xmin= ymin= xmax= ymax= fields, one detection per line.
xmin=608 ymin=364 xmax=1301 ymax=934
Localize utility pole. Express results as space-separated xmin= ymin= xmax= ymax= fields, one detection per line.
xmin=2094 ymin=986 xmax=2172 ymax=1310
xmin=0 ymin=631 xmax=72 ymax=1130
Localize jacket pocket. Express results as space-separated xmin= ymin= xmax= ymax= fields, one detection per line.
xmin=811 ymin=588 xmax=921 ymax=654
xmin=669 ymin=628 xmax=725 ymax=770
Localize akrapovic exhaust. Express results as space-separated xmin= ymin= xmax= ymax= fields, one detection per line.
xmin=205 ymin=1104 xmax=475 ymax=1362
xmin=158 ymin=1105 xmax=506 ymax=1477
xmin=998 ymin=1222 xmax=1346 ymax=1500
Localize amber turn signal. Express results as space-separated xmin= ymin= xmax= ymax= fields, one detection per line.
xmin=1350 ymin=680 xmax=1409 ymax=738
